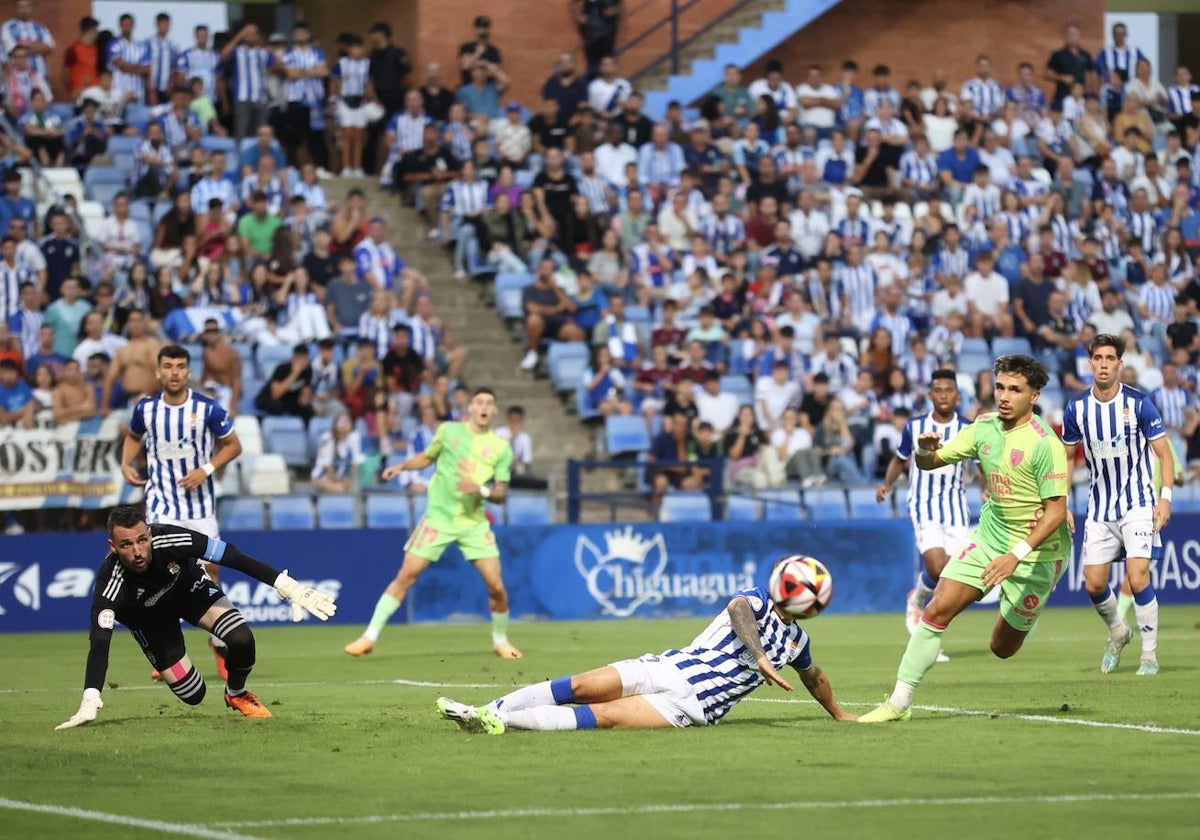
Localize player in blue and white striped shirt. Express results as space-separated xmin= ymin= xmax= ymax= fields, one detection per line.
xmin=144 ymin=13 xmax=178 ymax=103
xmin=437 ymin=562 xmax=855 ymax=732
xmin=1094 ymin=23 xmax=1144 ymax=84
xmin=879 ymin=370 xmax=971 ymax=647
xmin=220 ymin=22 xmax=275 ymax=141
xmin=1060 ymin=334 xmax=1174 ymax=676
xmin=107 ymin=14 xmax=149 ymax=105
xmin=840 ymin=244 xmax=878 ymax=333
xmin=960 ymin=56 xmax=1006 ymax=119
xmin=122 ymin=345 xmax=244 ymax=678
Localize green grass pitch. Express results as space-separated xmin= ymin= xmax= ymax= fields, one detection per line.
xmin=1 ymin=607 xmax=1198 ymax=840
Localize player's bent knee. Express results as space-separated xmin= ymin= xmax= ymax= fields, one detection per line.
xmin=167 ymin=664 xmax=207 ymax=705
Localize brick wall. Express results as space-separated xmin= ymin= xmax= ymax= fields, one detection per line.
xmin=743 ymin=0 xmax=1104 ymax=95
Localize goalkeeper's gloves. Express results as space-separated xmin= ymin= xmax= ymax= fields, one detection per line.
xmin=274 ymin=571 xmax=337 ymax=622
xmin=55 ymin=688 xmax=102 ymax=730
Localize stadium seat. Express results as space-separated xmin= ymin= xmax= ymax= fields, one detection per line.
xmin=660 ymin=492 xmax=713 ymax=522
xmin=261 ymin=415 xmax=305 ymax=437
xmin=268 ymin=496 xmax=316 ymax=530
xmin=548 ymin=342 xmax=589 ymax=392
xmin=124 ymin=104 xmax=153 ymax=133
xmin=307 ymin=415 xmax=334 ymax=453
xmin=366 ymin=494 xmax=413 ymax=528
xmin=993 ymin=337 xmax=1033 ymax=357
xmin=256 ymin=344 xmax=293 ymax=374
xmin=506 ymin=493 xmax=552 ymax=525
xmin=1070 ymin=484 xmax=1089 ymax=516
xmin=605 ymin=415 xmax=650 ymax=455
xmin=232 ymin=415 xmax=263 ymax=455
xmin=182 ymin=343 xmax=204 ymax=370
xmin=1172 ymin=484 xmax=1200 ymax=514
xmin=804 ymin=488 xmax=849 ymax=520
xmin=317 ymin=495 xmax=359 ymax=528
xmin=216 ymin=461 xmax=243 ymax=497
xmin=960 ymin=337 xmax=989 ymax=357
xmin=266 ymin=428 xmax=311 ymax=469
xmin=107 ymin=135 xmax=140 ymax=156
xmin=42 ymin=167 xmax=85 ymax=198
xmin=219 ymin=497 xmax=265 ymax=530
xmin=848 ymin=487 xmax=887 ymax=518
xmin=86 ymin=181 xmax=124 ymax=209
xmin=720 ymin=375 xmax=753 ymax=406
xmin=128 ymin=199 xmax=152 ymax=221
xmin=760 ymin=489 xmax=804 ymax=521
xmin=724 ymin=494 xmax=761 ymax=521
xmin=200 ymin=136 xmax=240 ymax=171
xmin=893 ymin=484 xmax=909 ymax=518
xmin=244 ymin=454 xmax=291 ymax=495
xmin=49 ymin=102 xmax=75 ymax=124
xmin=965 ymin=486 xmax=985 ymax=518
xmin=238 ymin=379 xmax=264 ymax=417
xmin=494 ymin=272 xmax=532 ymax=320
xmin=957 ymin=352 xmax=992 ymax=377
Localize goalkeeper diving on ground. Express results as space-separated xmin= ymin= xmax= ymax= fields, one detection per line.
xmin=56 ymin=505 xmax=337 ymax=728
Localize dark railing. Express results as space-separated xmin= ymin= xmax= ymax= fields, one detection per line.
xmin=615 ymin=0 xmax=757 ymax=81
xmin=566 ymin=457 xmax=726 ymax=523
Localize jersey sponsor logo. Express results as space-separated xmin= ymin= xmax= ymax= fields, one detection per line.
xmin=1010 ymin=449 xmax=1025 ymax=467
xmin=980 ymin=444 xmax=992 ymax=456
xmin=987 ymin=473 xmax=1013 ymax=497
xmin=97 ymin=608 xmax=115 ymax=629
xmin=167 ymin=562 xmax=181 ymax=576
xmin=1042 ymin=472 xmax=1067 ymax=482
xmin=574 ymin=527 xmax=758 ymax=618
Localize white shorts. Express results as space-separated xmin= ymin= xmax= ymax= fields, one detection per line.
xmin=1081 ymin=507 xmax=1154 ymax=566
xmin=147 ymin=512 xmax=220 ymax=540
xmin=337 ymin=101 xmax=367 ymax=128
xmin=610 ymin=654 xmax=706 ymax=728
xmin=914 ymin=521 xmax=971 ymax=556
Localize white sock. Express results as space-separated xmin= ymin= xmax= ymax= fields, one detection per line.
xmin=915 ymin=572 xmax=936 ymax=608
xmin=491 ymin=680 xmax=556 ymax=712
xmin=501 ymin=706 xmax=579 ymax=731
xmin=1090 ymin=588 xmax=1124 ymax=632
xmin=1134 ymin=597 xmax=1159 ymax=656
xmin=890 ymin=680 xmax=916 ymax=710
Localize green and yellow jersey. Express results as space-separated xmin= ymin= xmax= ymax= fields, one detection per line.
xmin=422 ymin=422 xmax=514 ymax=528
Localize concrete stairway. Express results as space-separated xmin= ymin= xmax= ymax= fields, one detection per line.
xmin=322 ymin=178 xmax=595 ymax=497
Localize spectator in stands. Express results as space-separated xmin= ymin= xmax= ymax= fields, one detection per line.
xmin=493 ymin=102 xmax=531 ymax=167
xmin=236 ymin=190 xmax=280 ymax=265
xmin=1087 ymin=286 xmax=1135 ymax=337
xmin=365 ymin=22 xmax=411 ymax=169
xmin=64 ymin=98 xmax=108 ymax=169
xmin=649 ymin=409 xmax=707 ymax=500
xmin=325 ymin=252 xmax=371 ymax=342
xmin=587 ymin=55 xmax=630 ymax=119
xmin=222 ymin=22 xmax=276 ymax=142
xmin=24 ymin=323 xmax=63 ymax=378
xmin=963 ymin=249 xmax=1013 ymax=337
xmin=814 ymin=398 xmax=866 ymax=484
xmin=0 ymin=356 xmax=34 ymax=427
xmin=311 ymin=414 xmax=365 ymax=493
xmin=695 ymin=369 xmax=738 ymax=434
xmin=50 ymin=356 xmax=94 ymax=423
xmin=400 ymin=123 xmax=457 ymax=234
xmin=306 ymin=337 xmax=342 ymax=420
xmin=43 ymin=275 xmax=88 ymax=356
xmin=480 ymin=192 xmax=529 ymax=273
xmin=520 ymin=257 xmax=584 ymax=370
xmin=723 ymin=403 xmax=767 ymax=487
xmin=256 ymin=342 xmax=314 ymax=423
xmin=63 ymin=15 xmax=98 ymax=100
xmin=457 ymin=15 xmax=503 ymax=84
xmin=583 ymin=344 xmax=632 ymax=417
xmin=19 ymin=89 xmax=61 ymax=166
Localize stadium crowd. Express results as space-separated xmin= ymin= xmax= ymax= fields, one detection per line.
xmin=1 ymin=5 xmax=1200 ymax=524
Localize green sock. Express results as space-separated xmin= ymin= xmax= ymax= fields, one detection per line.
xmin=491 ymin=611 xmax=510 ymax=645
xmin=363 ymin=594 xmax=401 ymax=643
xmin=1116 ymin=593 xmax=1135 ymax=624
xmin=895 ymin=621 xmax=947 ymax=703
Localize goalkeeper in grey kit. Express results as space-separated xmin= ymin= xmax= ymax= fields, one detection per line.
xmin=57 ymin=506 xmax=337 ymax=728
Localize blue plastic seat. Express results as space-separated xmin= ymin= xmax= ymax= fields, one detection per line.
xmin=86 ymin=181 xmax=124 ymax=208
xmin=366 ymin=494 xmax=413 ymax=528
xmin=506 ymin=493 xmax=552 ymax=525
xmin=848 ymin=487 xmax=887 ymax=518
xmin=219 ymin=497 xmax=265 ymax=530
xmin=804 ymin=488 xmax=849 ymax=520
xmin=268 ymin=496 xmax=316 ymax=530
xmin=494 ymin=272 xmax=533 ymax=319
xmin=317 ymin=495 xmax=358 ymax=529
xmin=83 ymin=165 xmax=126 ymax=186
xmin=960 ymin=337 xmax=989 ymax=356
xmin=993 ymin=337 xmax=1033 ymax=357
xmin=307 ymin=415 xmax=334 ymax=452
xmin=660 ymin=492 xmax=713 ymax=522
xmin=761 ymin=489 xmax=804 ymax=521
xmin=720 ymin=375 xmax=753 ymax=406
xmin=239 ymin=379 xmax=264 ymax=417
xmin=724 ymin=494 xmax=760 ymax=521
xmin=605 ymin=415 xmax=651 ymax=455
xmin=956 ymin=352 xmax=993 ymax=377
xmin=123 ymin=104 xmax=153 ymax=133
xmin=266 ymin=427 xmax=310 ymax=468
xmin=261 ymin=415 xmax=305 ymax=436
xmin=256 ymin=344 xmax=294 ymax=375
xmin=548 ymin=341 xmax=589 ymax=392
xmin=575 ymin=383 xmax=601 ymax=421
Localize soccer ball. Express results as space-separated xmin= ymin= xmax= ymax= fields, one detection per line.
xmin=768 ymin=555 xmax=833 ymax=619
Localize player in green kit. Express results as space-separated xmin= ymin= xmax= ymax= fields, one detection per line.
xmin=344 ymin=387 xmax=524 ymax=659
xmin=860 ymin=356 xmax=1072 ymax=722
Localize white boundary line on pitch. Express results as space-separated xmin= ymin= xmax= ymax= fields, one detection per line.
xmin=0 ymin=797 xmax=262 ymax=839
xmin=211 ymin=791 xmax=1200 ymax=828
xmin=8 ymin=676 xmax=1199 ymax=737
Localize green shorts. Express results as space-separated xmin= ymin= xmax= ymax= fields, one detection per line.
xmin=940 ymin=533 xmax=1068 ymax=631
xmin=404 ymin=514 xmax=498 ymax=562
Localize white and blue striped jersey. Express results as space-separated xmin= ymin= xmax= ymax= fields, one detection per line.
xmin=353 ymin=238 xmax=404 ymax=289
xmin=176 ymin=46 xmax=220 ymax=98
xmin=1061 ymin=384 xmax=1166 ymax=522
xmin=897 ymin=412 xmax=972 ymax=526
xmin=145 ymin=36 xmax=178 ymax=92
xmin=662 ymin=587 xmax=811 ymax=725
xmin=869 ymin=310 xmax=912 ymax=356
xmin=961 ymin=77 xmax=1006 ymax=118
xmin=388 ymin=111 xmax=428 ymax=154
xmin=834 ymin=215 xmax=870 ymax=246
xmin=282 ymin=46 xmax=326 ymax=105
xmin=1125 ymin=209 xmax=1158 ymax=255
xmin=702 ymin=214 xmax=745 ymax=256
xmin=840 ymin=262 xmax=877 ymax=326
xmin=129 ymin=390 xmax=234 ymax=522
xmin=357 ymin=311 xmax=395 ymax=358
xmin=1138 ymin=281 xmax=1175 ymax=326
xmin=899 ymin=149 xmax=938 ymax=188
xmin=1167 ymin=84 xmax=1199 ymax=117
xmin=107 ymin=37 xmax=149 ymax=103
xmin=240 ymin=173 xmax=286 ymax=216
xmin=333 ymin=56 xmax=370 ymax=97
xmin=0 ymin=260 xmax=23 ymax=319
xmin=190 ymin=175 xmax=238 ymax=212
xmin=439 ymin=178 xmax=490 ymax=220
xmin=0 ymin=18 xmax=54 ymax=78
xmin=1151 ymin=385 xmax=1190 ymax=430
xmin=230 ymin=44 xmax=273 ymax=103
xmin=409 ymin=316 xmax=439 ymax=362
xmin=1095 ymin=45 xmax=1145 ymax=82
xmin=576 ymin=175 xmax=612 ymax=215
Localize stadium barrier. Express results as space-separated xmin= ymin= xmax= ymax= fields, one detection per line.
xmin=3 ymin=517 xmax=1200 ymax=633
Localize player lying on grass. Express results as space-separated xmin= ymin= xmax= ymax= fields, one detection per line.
xmin=436 ymin=560 xmax=856 ymax=734
xmin=860 ymin=355 xmax=1072 ymax=723
xmin=56 ymin=506 xmax=337 ymax=729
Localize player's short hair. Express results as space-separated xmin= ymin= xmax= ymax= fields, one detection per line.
xmin=107 ymin=505 xmax=145 ymax=535
xmin=157 ymin=344 xmax=189 ymax=364
xmin=930 ymin=370 xmax=958 ymax=385
xmin=507 ymin=405 xmax=525 ymax=418
xmin=472 ymin=386 xmax=496 ymax=400
xmin=993 ymin=354 xmax=1049 ymax=391
xmin=1088 ymin=333 xmax=1124 ymax=359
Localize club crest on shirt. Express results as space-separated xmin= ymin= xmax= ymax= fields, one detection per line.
xmin=1010 ymin=449 xmax=1024 ymax=467
xmin=167 ymin=562 xmax=180 ymax=576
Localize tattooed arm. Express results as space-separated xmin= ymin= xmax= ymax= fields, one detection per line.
xmin=727 ymin=596 xmax=794 ymax=692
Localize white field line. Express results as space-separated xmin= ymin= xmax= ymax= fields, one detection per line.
xmin=211 ymin=791 xmax=1200 ymax=829
xmin=0 ymin=797 xmax=262 ymax=839
xmin=7 ymin=676 xmax=1198 ymax=737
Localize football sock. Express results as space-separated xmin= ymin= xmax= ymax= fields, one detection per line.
xmin=490 ymin=611 xmax=511 ymax=645
xmin=1116 ymin=592 xmax=1135 ymax=623
xmin=893 ymin=619 xmax=947 ymax=709
xmin=167 ymin=664 xmax=206 ymax=706
xmin=363 ymin=594 xmax=401 ymax=643
xmin=210 ymin=609 xmax=255 ymax=694
xmin=1133 ymin=585 xmax=1158 ymax=655
xmin=915 ymin=570 xmax=937 ymax=607
xmin=490 ymin=677 xmax=572 ymax=712
xmin=1089 ymin=586 xmax=1124 ymax=632
xmin=209 ymin=634 xmax=227 ymax=651
xmin=501 ymin=705 xmax=597 ymax=731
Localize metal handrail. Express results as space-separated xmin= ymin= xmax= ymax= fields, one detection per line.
xmin=615 ymin=0 xmax=756 ymax=81
xmin=0 ymin=110 xmax=101 ymax=263
xmin=567 ymin=457 xmax=726 ymax=523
